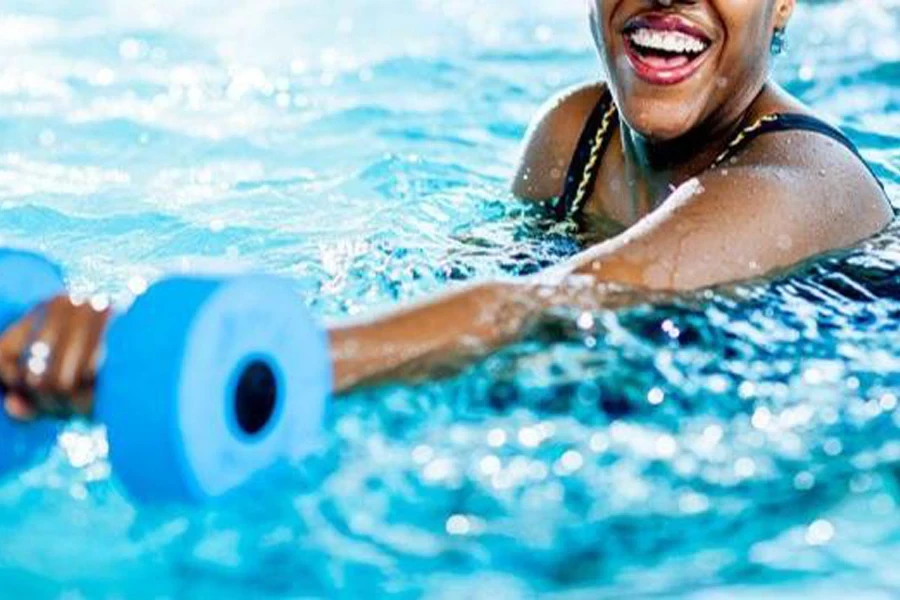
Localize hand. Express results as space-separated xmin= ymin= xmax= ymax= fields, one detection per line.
xmin=0 ymin=295 xmax=111 ymax=421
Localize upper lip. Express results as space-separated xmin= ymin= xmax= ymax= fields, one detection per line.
xmin=621 ymin=12 xmax=714 ymax=45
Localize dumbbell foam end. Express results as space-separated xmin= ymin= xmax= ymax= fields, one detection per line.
xmin=97 ymin=275 xmax=331 ymax=503
xmin=0 ymin=249 xmax=65 ymax=475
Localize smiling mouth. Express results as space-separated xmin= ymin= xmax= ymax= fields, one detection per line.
xmin=622 ymin=16 xmax=713 ymax=86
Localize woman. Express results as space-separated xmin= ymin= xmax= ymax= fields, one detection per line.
xmin=0 ymin=0 xmax=891 ymax=419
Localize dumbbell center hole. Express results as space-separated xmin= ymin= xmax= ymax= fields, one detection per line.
xmin=234 ymin=360 xmax=278 ymax=436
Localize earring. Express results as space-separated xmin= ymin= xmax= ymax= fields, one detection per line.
xmin=771 ymin=27 xmax=787 ymax=56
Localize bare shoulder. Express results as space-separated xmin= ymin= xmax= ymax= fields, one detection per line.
xmin=698 ymin=82 xmax=891 ymax=243
xmin=697 ymin=121 xmax=892 ymax=256
xmin=511 ymin=81 xmax=608 ymax=201
xmin=569 ymin=135 xmax=892 ymax=291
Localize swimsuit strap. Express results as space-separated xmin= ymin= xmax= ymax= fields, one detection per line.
xmin=558 ymin=89 xmax=618 ymax=222
xmin=559 ymin=101 xmax=885 ymax=226
xmin=712 ymin=112 xmax=884 ymax=189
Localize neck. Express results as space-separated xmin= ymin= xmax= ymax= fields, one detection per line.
xmin=619 ymin=84 xmax=769 ymax=215
xmin=624 ymin=118 xmax=741 ymax=174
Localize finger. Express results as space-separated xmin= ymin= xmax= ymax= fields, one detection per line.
xmin=0 ymin=312 xmax=44 ymax=419
xmin=70 ymin=307 xmax=111 ymax=416
xmin=22 ymin=300 xmax=65 ymax=395
xmin=41 ymin=301 xmax=104 ymax=417
xmin=48 ymin=303 xmax=94 ymax=396
xmin=0 ymin=353 xmax=23 ymax=396
xmin=0 ymin=316 xmax=34 ymax=353
xmin=0 ymin=311 xmax=38 ymax=390
xmin=3 ymin=392 xmax=37 ymax=422
xmin=30 ymin=300 xmax=99 ymax=419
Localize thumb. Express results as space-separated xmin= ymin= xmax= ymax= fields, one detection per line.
xmin=4 ymin=393 xmax=37 ymax=422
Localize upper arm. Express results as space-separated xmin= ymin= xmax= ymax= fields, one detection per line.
xmin=511 ymin=82 xmax=607 ymax=201
xmin=558 ymin=133 xmax=892 ymax=291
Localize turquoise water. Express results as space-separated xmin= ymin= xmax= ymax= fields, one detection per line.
xmin=1 ymin=0 xmax=899 ymax=597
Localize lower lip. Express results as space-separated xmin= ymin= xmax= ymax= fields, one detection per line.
xmin=622 ymin=36 xmax=710 ymax=86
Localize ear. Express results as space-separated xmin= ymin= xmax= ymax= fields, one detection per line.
xmin=773 ymin=0 xmax=796 ymax=29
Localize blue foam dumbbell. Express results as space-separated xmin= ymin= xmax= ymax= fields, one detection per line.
xmin=0 ymin=249 xmax=66 ymax=474
xmin=0 ymin=251 xmax=332 ymax=503
xmin=97 ymin=275 xmax=332 ymax=502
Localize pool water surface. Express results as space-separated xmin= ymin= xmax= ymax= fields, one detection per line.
xmin=0 ymin=0 xmax=899 ymax=598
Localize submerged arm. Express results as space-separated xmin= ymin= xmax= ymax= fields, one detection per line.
xmin=329 ymin=152 xmax=890 ymax=393
xmin=327 ymin=274 xmax=631 ymax=393
xmin=328 ymin=280 xmax=539 ymax=392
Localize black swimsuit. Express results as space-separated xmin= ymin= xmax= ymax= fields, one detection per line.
xmin=556 ymin=89 xmax=885 ymax=226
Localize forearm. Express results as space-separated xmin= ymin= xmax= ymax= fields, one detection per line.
xmin=324 ymin=268 xmax=643 ymax=394
xmin=327 ymin=279 xmax=550 ymax=393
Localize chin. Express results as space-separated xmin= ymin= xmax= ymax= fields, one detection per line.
xmin=619 ymin=101 xmax=699 ymax=142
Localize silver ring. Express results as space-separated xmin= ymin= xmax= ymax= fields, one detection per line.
xmin=19 ymin=303 xmax=50 ymax=378
xmin=24 ymin=340 xmax=52 ymax=378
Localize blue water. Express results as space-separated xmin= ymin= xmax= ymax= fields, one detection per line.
xmin=1 ymin=0 xmax=899 ymax=597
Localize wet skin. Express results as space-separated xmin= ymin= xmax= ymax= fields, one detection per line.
xmin=1 ymin=0 xmax=893 ymax=419
xmin=516 ymin=0 xmax=817 ymax=216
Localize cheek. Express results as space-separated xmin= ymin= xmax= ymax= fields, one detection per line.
xmin=592 ymin=1 xmax=629 ymax=83
xmin=718 ymin=0 xmax=773 ymax=61
xmin=712 ymin=2 xmax=775 ymax=91
xmin=590 ymin=2 xmax=613 ymax=53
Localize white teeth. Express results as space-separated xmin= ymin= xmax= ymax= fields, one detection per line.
xmin=629 ymin=28 xmax=708 ymax=54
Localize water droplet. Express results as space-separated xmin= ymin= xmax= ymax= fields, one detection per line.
xmin=479 ymin=455 xmax=501 ymax=476
xmin=679 ymin=491 xmax=709 ymax=514
xmin=661 ymin=319 xmax=680 ymax=339
xmin=794 ymin=471 xmax=815 ymax=490
xmin=92 ymin=68 xmax=115 ymax=87
xmin=589 ymin=432 xmax=609 ymax=453
xmin=751 ymin=407 xmax=772 ymax=430
xmin=708 ymin=375 xmax=729 ymax=393
xmin=446 ymin=514 xmax=471 ymax=536
xmin=805 ymin=519 xmax=835 ymax=546
xmin=734 ymin=457 xmax=757 ymax=479
xmin=702 ymin=424 xmax=724 ymax=445
xmin=798 ymin=64 xmax=815 ymax=81
xmin=738 ymin=381 xmax=756 ymax=399
xmin=576 ymin=312 xmax=595 ymax=330
xmin=803 ymin=367 xmax=823 ymax=385
xmin=655 ymin=435 xmax=677 ymax=458
xmin=554 ymin=450 xmax=584 ymax=475
xmin=518 ymin=427 xmax=542 ymax=448
xmin=647 ymin=387 xmax=665 ymax=405
xmin=90 ymin=294 xmax=110 ymax=312
xmin=127 ymin=275 xmax=148 ymax=295
xmin=823 ymin=438 xmax=843 ymax=456
xmin=423 ymin=458 xmax=454 ymax=482
xmin=486 ymin=428 xmax=507 ymax=447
